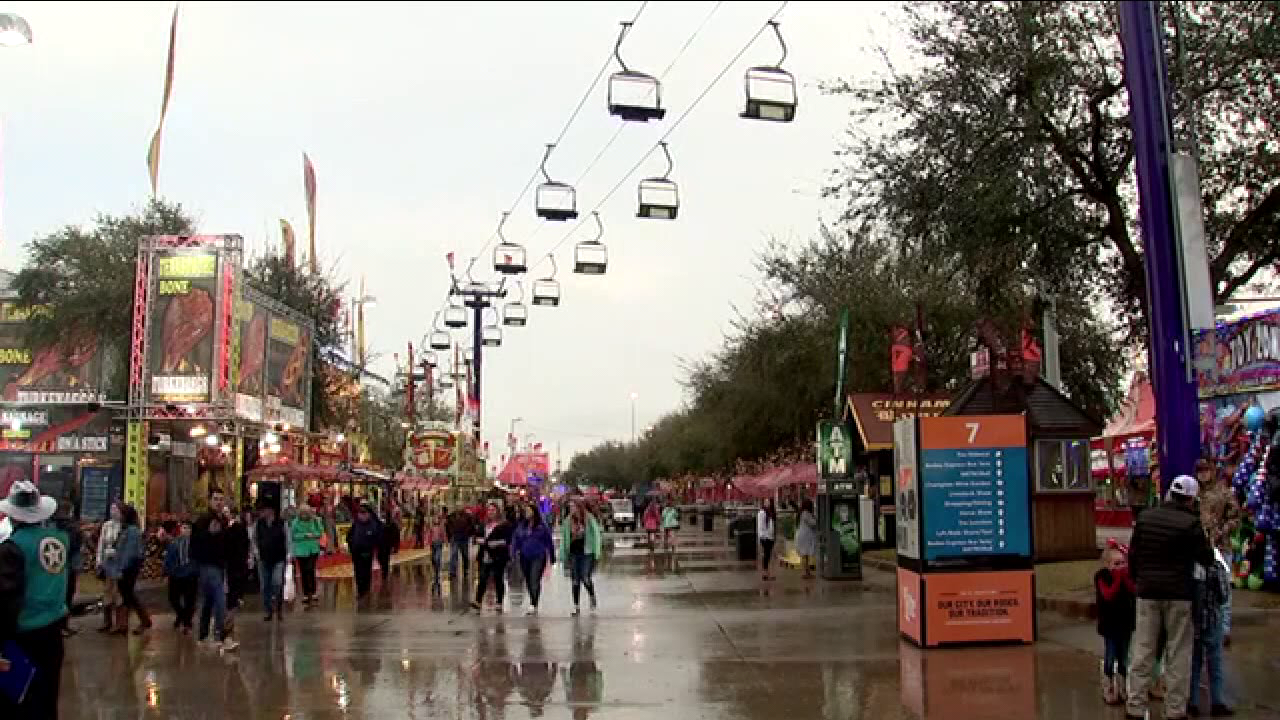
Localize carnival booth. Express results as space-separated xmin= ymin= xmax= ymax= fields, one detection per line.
xmin=1092 ymin=372 xmax=1158 ymax=530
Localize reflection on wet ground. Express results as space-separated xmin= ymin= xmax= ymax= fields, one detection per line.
xmin=60 ymin=534 xmax=1280 ymax=719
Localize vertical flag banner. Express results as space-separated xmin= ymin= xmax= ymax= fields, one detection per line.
xmin=280 ymin=219 xmax=297 ymax=267
xmin=303 ymin=153 xmax=318 ymax=273
xmin=146 ymin=5 xmax=179 ymax=196
xmin=890 ymin=326 xmax=912 ymax=394
xmin=834 ymin=307 xmax=850 ymax=417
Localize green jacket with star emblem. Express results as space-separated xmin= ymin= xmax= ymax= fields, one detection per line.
xmin=0 ymin=523 xmax=70 ymax=634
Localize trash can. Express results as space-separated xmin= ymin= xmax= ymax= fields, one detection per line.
xmin=736 ymin=529 xmax=758 ymax=561
xmin=702 ymin=509 xmax=714 ymax=532
xmin=729 ymin=515 xmax=753 ymax=541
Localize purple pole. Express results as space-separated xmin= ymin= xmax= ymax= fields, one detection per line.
xmin=1118 ymin=1 xmax=1200 ymax=491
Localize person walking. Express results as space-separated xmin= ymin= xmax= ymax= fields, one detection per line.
xmin=347 ymin=502 xmax=381 ymax=599
xmin=562 ymin=499 xmax=601 ymax=616
xmin=448 ymin=508 xmax=472 ymax=579
xmin=94 ymin=501 xmax=123 ymax=633
xmin=1125 ymin=475 xmax=1213 ymax=720
xmin=514 ymin=505 xmax=555 ymax=615
xmin=428 ymin=508 xmax=448 ymax=588
xmin=112 ymin=504 xmax=151 ymax=635
xmin=377 ymin=507 xmax=400 ymax=584
xmin=757 ymin=498 xmax=777 ymax=581
xmin=291 ymin=505 xmax=325 ymax=607
xmin=661 ymin=501 xmax=680 ymax=552
xmin=794 ymin=499 xmax=818 ymax=580
xmin=0 ymin=481 xmax=72 ymax=718
xmin=163 ymin=520 xmax=198 ymax=634
xmin=1188 ymin=547 xmax=1234 ymax=717
xmin=471 ymin=503 xmax=514 ymax=612
xmin=1096 ymin=541 xmax=1137 ymax=705
xmin=642 ymin=500 xmax=661 ymax=551
xmin=191 ymin=490 xmax=237 ymax=652
xmin=223 ymin=507 xmax=252 ymax=615
xmin=414 ymin=505 xmax=427 ymax=550
xmin=253 ymin=503 xmax=289 ymax=622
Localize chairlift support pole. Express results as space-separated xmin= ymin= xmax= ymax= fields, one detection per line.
xmin=1118 ymin=1 xmax=1199 ymax=489
xmin=452 ymin=279 xmax=507 ymax=443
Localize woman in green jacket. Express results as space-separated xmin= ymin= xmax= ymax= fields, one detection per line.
xmin=291 ymin=505 xmax=325 ymax=606
xmin=560 ymin=499 xmax=602 ymax=616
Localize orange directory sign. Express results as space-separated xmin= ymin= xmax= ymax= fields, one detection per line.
xmin=918 ymin=415 xmax=1026 ymax=450
xmin=922 ymin=570 xmax=1034 ymax=646
xmin=897 ymin=567 xmax=923 ymax=643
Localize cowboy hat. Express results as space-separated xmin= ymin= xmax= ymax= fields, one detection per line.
xmin=0 ymin=480 xmax=57 ymax=524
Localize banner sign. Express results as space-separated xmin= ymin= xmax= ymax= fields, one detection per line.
xmin=919 ymin=415 xmax=1031 ymax=561
xmin=0 ymin=302 xmax=106 ymax=404
xmin=408 ymin=429 xmax=456 ymax=474
xmin=234 ymin=294 xmax=269 ymax=422
xmin=1 ymin=409 xmax=48 ymax=428
xmin=817 ymin=421 xmax=853 ymax=480
xmin=920 ymin=570 xmax=1035 ymax=646
xmin=894 ymin=417 xmax=921 ymax=560
xmin=265 ymin=315 xmax=311 ymax=429
xmin=147 ymin=252 xmax=219 ymax=404
xmin=56 ymin=435 xmax=109 ymax=452
xmin=1194 ymin=309 xmax=1280 ymax=398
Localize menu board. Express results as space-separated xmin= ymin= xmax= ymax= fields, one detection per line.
xmin=919 ymin=416 xmax=1031 ymax=561
xmin=147 ymin=252 xmax=219 ymax=404
xmin=80 ymin=466 xmax=119 ymax=522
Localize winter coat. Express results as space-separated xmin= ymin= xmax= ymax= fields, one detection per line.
xmin=794 ymin=510 xmax=818 ymax=557
xmin=254 ymin=517 xmax=290 ymax=567
xmin=290 ymin=516 xmax=325 ymax=558
xmin=1095 ymin=567 xmax=1136 ymax=637
xmin=514 ymin=521 xmax=556 ymax=563
xmin=477 ymin=522 xmax=514 ymax=566
xmin=191 ymin=511 xmax=228 ymax=568
xmin=1129 ymin=503 xmax=1212 ymax=601
xmin=561 ymin=514 xmax=603 ymax=557
xmin=347 ymin=517 xmax=381 ymax=555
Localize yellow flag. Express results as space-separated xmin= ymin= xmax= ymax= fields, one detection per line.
xmin=280 ymin=219 xmax=297 ymax=267
xmin=146 ymin=5 xmax=179 ymax=196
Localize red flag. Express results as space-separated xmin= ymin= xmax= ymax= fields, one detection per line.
xmin=280 ymin=219 xmax=297 ymax=267
xmin=146 ymin=5 xmax=179 ymax=196
xmin=303 ymin=153 xmax=318 ymax=273
xmin=890 ymin=326 xmax=912 ymax=393
xmin=446 ymin=252 xmax=456 ymax=270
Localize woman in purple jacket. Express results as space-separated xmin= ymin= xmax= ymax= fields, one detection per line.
xmin=514 ymin=505 xmax=555 ymax=615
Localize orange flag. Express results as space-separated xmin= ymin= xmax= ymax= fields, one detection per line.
xmin=280 ymin=219 xmax=297 ymax=267
xmin=303 ymin=152 xmax=318 ymax=273
xmin=146 ymin=5 xmax=179 ymax=196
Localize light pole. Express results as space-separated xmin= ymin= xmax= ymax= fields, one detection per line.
xmin=509 ymin=417 xmax=522 ymax=456
xmin=629 ymin=392 xmax=638 ymax=443
xmin=0 ymin=13 xmax=32 ymax=46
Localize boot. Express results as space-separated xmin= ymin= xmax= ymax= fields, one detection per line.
xmin=1116 ymin=675 xmax=1128 ymax=703
xmin=1103 ymin=676 xmax=1119 ymax=706
xmin=110 ymin=606 xmax=129 ymax=635
xmin=132 ymin=605 xmax=153 ymax=635
xmin=97 ymin=604 xmax=116 ymax=633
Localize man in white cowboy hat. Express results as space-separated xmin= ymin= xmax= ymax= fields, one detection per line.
xmin=0 ymin=480 xmax=70 ymax=717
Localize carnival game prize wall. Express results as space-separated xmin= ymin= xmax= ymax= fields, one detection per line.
xmin=895 ymin=414 xmax=1035 ymax=647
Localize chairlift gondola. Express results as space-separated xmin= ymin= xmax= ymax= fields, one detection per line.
xmin=532 ymin=256 xmax=562 ymax=307
xmin=574 ymin=212 xmax=608 ymax=275
xmin=428 ymin=331 xmax=450 ymax=351
xmin=637 ymin=142 xmax=679 ymax=219
xmin=443 ymin=302 xmax=467 ymax=329
xmin=503 ymin=281 xmax=529 ymax=327
xmin=741 ymin=22 xmax=796 ymax=122
xmin=464 ymin=348 xmax=475 ymax=364
xmin=535 ymin=144 xmax=578 ymax=221
xmin=422 ymin=351 xmax=437 ymax=368
xmin=492 ymin=212 xmax=527 ymax=275
xmin=607 ymin=21 xmax=666 ymax=122
xmin=482 ymin=325 xmax=503 ymax=349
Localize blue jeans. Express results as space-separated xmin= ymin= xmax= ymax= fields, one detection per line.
xmin=521 ymin=554 xmax=547 ymax=607
xmin=259 ymin=560 xmax=285 ymax=613
xmin=430 ymin=542 xmax=444 ymax=583
xmin=197 ymin=564 xmax=226 ymax=641
xmin=1190 ymin=623 xmax=1227 ymax=709
xmin=570 ymin=553 xmax=596 ymax=607
xmin=1103 ymin=633 xmax=1131 ymax=676
xmin=450 ymin=539 xmax=470 ymax=576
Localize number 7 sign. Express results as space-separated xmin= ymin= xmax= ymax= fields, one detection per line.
xmin=919 ymin=415 xmax=1025 ymax=449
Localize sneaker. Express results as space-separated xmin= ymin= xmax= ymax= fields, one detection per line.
xmin=470 ymin=601 xmax=482 ymax=611
xmin=571 ymin=606 xmax=580 ymax=617
xmin=525 ymin=606 xmax=537 ymax=616
xmin=220 ymin=638 xmax=239 ymax=653
xmin=1210 ymin=705 xmax=1235 ymax=717
xmin=590 ymin=596 xmax=598 ymax=611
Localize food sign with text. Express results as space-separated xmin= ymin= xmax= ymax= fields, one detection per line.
xmin=148 ymin=253 xmax=218 ymax=404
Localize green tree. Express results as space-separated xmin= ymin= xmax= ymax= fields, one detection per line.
xmin=12 ymin=199 xmax=194 ymax=397
xmin=825 ymin=1 xmax=1280 ymax=338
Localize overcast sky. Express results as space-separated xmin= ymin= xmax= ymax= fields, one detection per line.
xmin=0 ymin=1 xmax=906 ymax=469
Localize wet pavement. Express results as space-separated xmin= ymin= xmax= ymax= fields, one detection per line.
xmin=59 ymin=532 xmax=1280 ymax=719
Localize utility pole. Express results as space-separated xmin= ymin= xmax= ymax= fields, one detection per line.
xmin=451 ymin=280 xmax=505 ymax=444
xmin=1118 ymin=1 xmax=1200 ymax=487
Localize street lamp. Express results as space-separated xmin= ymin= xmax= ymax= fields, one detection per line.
xmin=509 ymin=417 xmax=523 ymax=454
xmin=629 ymin=392 xmax=638 ymax=443
xmin=0 ymin=13 xmax=32 ymax=47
